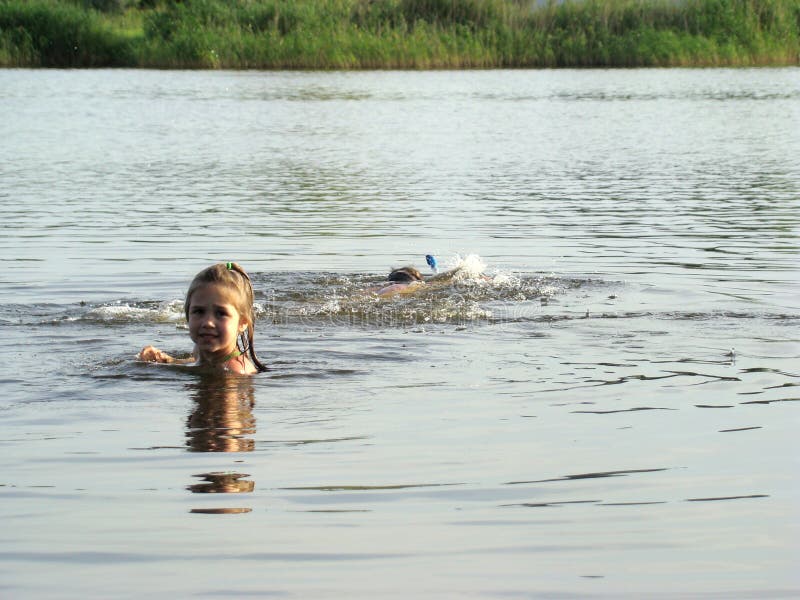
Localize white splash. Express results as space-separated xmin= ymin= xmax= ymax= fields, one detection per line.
xmin=444 ymin=253 xmax=488 ymax=282
xmin=86 ymin=300 xmax=183 ymax=323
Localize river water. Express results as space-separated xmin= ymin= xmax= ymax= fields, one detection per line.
xmin=1 ymin=68 xmax=799 ymax=598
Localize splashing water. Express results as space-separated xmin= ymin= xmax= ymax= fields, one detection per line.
xmin=253 ymin=255 xmax=586 ymax=327
xmin=21 ymin=257 xmax=592 ymax=329
xmin=443 ymin=253 xmax=488 ymax=282
xmin=85 ymin=300 xmax=185 ymax=324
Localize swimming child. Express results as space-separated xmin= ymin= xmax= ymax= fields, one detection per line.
xmin=138 ymin=262 xmax=267 ymax=374
xmin=374 ymin=257 xmax=489 ymax=297
xmin=374 ymin=266 xmax=426 ymax=296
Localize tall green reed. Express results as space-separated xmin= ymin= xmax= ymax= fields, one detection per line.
xmin=0 ymin=0 xmax=135 ymax=66
xmin=1 ymin=0 xmax=798 ymax=68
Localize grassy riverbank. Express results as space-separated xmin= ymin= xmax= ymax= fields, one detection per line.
xmin=1 ymin=0 xmax=799 ymax=68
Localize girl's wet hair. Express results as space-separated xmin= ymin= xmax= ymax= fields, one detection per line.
xmin=184 ymin=262 xmax=267 ymax=372
xmin=387 ymin=266 xmax=424 ymax=283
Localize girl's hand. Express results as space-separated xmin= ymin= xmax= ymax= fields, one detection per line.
xmin=138 ymin=345 xmax=174 ymax=363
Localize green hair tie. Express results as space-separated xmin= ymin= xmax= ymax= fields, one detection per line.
xmin=226 ymin=262 xmax=233 ymax=270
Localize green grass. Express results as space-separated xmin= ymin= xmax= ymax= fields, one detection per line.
xmin=1 ymin=0 xmax=799 ymax=68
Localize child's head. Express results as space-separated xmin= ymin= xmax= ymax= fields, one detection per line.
xmin=184 ymin=262 xmax=266 ymax=372
xmin=387 ymin=266 xmax=424 ymax=283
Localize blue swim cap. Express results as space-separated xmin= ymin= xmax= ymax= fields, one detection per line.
xmin=425 ymin=254 xmax=438 ymax=273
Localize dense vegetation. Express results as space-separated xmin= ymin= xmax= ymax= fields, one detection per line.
xmin=1 ymin=0 xmax=799 ymax=68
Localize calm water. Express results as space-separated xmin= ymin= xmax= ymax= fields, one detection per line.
xmin=1 ymin=68 xmax=799 ymax=598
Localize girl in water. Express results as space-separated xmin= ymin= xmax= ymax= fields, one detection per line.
xmin=138 ymin=262 xmax=267 ymax=374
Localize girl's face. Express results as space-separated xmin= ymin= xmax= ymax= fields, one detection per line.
xmin=187 ymin=284 xmax=247 ymax=361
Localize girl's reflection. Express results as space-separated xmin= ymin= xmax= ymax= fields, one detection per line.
xmin=185 ymin=373 xmax=256 ymax=453
xmin=185 ymin=375 xmax=257 ymax=508
xmin=187 ymin=472 xmax=255 ymax=494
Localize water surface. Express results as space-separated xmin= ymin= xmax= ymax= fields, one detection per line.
xmin=1 ymin=68 xmax=799 ymax=598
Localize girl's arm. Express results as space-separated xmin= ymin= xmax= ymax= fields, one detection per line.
xmin=427 ymin=265 xmax=492 ymax=284
xmin=427 ymin=265 xmax=463 ymax=283
xmin=138 ymin=345 xmax=195 ymax=365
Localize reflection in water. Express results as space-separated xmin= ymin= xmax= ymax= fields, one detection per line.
xmin=186 ymin=374 xmax=256 ymax=453
xmin=185 ymin=374 xmax=256 ymax=513
xmin=188 ymin=472 xmax=255 ymax=494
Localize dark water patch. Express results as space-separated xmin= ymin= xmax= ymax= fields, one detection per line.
xmin=621 ymin=590 xmax=800 ymax=599
xmin=670 ymin=356 xmax=739 ymax=366
xmin=449 ymin=519 xmax=572 ymax=527
xmin=240 ymin=87 xmax=375 ymax=103
xmin=257 ymin=436 xmax=369 ymax=447
xmin=3 ymin=435 xmax=76 ymax=442
xmin=190 ymin=508 xmax=252 ymax=514
xmin=194 ymin=590 xmax=289 ymax=598
xmin=23 ymin=454 xmax=183 ymax=467
xmin=91 ymin=372 xmax=148 ymax=381
xmin=663 ymin=370 xmax=741 ymax=383
xmin=98 ymin=369 xmax=195 ymax=384
xmin=742 ymin=367 xmax=800 ymax=377
xmin=719 ymin=426 xmax=762 ymax=433
xmin=307 ymin=349 xmax=416 ymax=363
xmin=502 ymin=500 xmax=600 ymax=508
xmin=297 ymin=509 xmax=372 ymax=513
xmin=543 ymin=367 xmax=744 ymax=394
xmin=505 ymin=468 xmax=668 ymax=486
xmin=572 ymin=407 xmax=676 ymax=414
xmin=280 ymin=483 xmax=464 ymax=492
xmin=1 ymin=488 xmax=87 ymax=501
xmin=394 ymin=381 xmax=449 ymax=390
xmin=695 ymin=404 xmax=734 ymax=409
xmin=588 ymin=373 xmax=686 ymax=386
xmin=265 ymin=369 xmax=362 ymax=381
xmin=236 ymin=551 xmax=408 ymax=561
xmin=455 ymin=544 xmax=607 ymax=559
xmin=556 ymin=90 xmax=800 ymax=103
xmin=685 ymin=495 xmax=769 ymax=502
xmin=740 ymin=398 xmax=799 ymax=405
xmin=595 ymin=311 xmax=800 ymax=323
xmin=564 ymin=361 xmax=638 ymax=368
xmin=490 ymin=314 xmax=575 ymax=326
xmin=0 ymin=551 xmax=163 ymax=564
xmin=598 ymin=502 xmax=668 ymax=506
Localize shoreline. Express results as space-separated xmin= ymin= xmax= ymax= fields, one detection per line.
xmin=2 ymin=63 xmax=799 ymax=71
xmin=1 ymin=0 xmax=798 ymax=70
